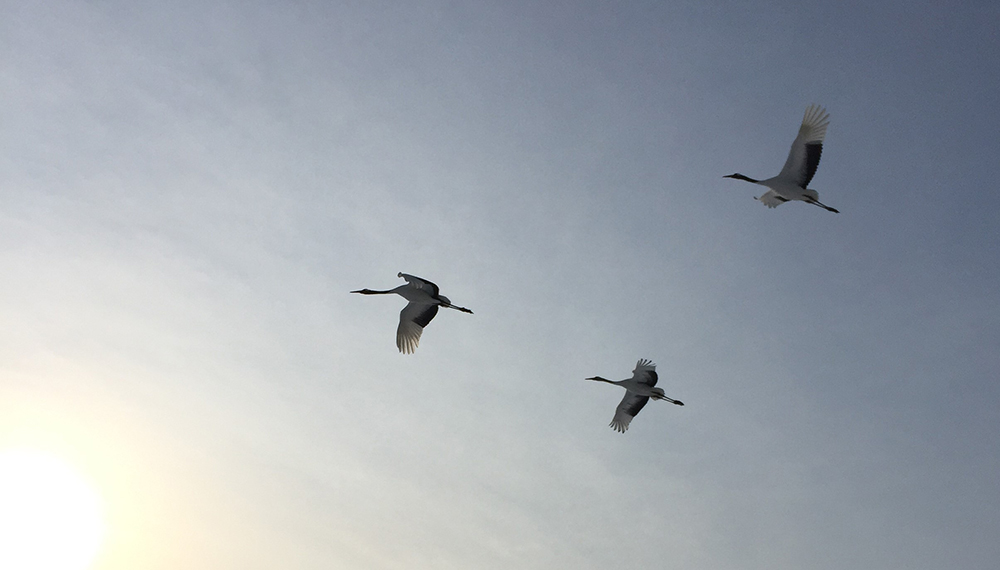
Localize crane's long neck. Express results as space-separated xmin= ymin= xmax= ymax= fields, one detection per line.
xmin=586 ymin=376 xmax=621 ymax=386
xmin=350 ymin=288 xmax=397 ymax=295
xmin=724 ymin=173 xmax=760 ymax=184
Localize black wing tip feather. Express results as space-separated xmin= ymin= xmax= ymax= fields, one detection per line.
xmin=626 ymin=396 xmax=650 ymax=417
xmin=412 ymin=304 xmax=439 ymax=328
xmin=802 ymin=142 xmax=823 ymax=187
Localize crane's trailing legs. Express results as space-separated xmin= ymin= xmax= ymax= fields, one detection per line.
xmin=440 ymin=302 xmax=473 ymax=314
xmin=805 ymin=197 xmax=839 ymax=213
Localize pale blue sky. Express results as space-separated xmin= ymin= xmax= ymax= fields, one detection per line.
xmin=2 ymin=1 xmax=999 ymax=569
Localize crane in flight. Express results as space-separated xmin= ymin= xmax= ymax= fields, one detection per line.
xmin=724 ymin=104 xmax=839 ymax=213
xmin=351 ymin=273 xmax=472 ymax=354
xmin=586 ymin=359 xmax=683 ymax=433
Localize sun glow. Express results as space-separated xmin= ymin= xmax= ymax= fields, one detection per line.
xmin=0 ymin=448 xmax=106 ymax=570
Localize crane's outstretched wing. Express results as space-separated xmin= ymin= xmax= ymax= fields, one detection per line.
xmin=610 ymin=393 xmax=650 ymax=433
xmin=777 ymin=104 xmax=830 ymax=188
xmin=755 ymin=190 xmax=789 ymax=208
xmin=630 ymin=359 xmax=658 ymax=387
xmin=396 ymin=302 xmax=438 ymax=354
xmin=398 ymin=273 xmax=440 ymax=297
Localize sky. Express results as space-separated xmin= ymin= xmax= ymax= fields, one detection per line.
xmin=2 ymin=1 xmax=999 ymax=568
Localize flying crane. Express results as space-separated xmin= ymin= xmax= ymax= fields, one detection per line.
xmin=352 ymin=273 xmax=472 ymax=354
xmin=587 ymin=359 xmax=684 ymax=433
xmin=724 ymin=104 xmax=839 ymax=213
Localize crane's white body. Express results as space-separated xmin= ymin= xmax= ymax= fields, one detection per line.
xmin=587 ymin=359 xmax=683 ymax=433
xmin=725 ymin=105 xmax=839 ymax=213
xmin=352 ymin=273 xmax=472 ymax=354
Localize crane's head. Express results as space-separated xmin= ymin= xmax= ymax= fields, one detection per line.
xmin=585 ymin=376 xmax=612 ymax=384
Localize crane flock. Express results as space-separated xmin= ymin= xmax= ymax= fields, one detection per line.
xmin=352 ymin=105 xmax=839 ymax=433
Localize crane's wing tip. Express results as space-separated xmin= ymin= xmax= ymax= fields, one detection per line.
xmin=805 ymin=103 xmax=829 ymax=116
xmin=801 ymin=105 xmax=831 ymax=136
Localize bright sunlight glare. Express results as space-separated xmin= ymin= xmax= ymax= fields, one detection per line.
xmin=0 ymin=448 xmax=106 ymax=570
